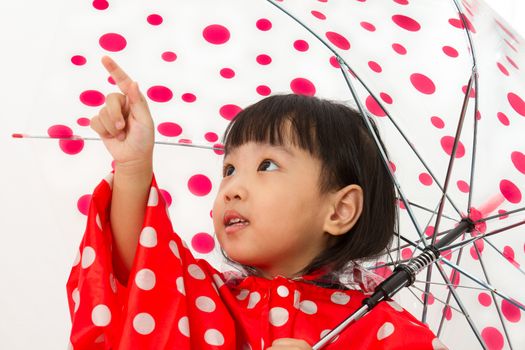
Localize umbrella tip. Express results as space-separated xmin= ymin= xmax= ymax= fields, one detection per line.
xmin=11 ymin=133 xmax=25 ymax=138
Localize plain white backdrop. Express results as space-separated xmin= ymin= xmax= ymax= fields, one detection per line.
xmin=0 ymin=1 xmax=523 ymax=349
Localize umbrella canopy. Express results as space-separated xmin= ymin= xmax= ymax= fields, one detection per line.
xmin=5 ymin=0 xmax=525 ymax=348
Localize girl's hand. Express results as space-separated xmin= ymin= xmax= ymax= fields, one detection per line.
xmin=267 ymin=338 xmax=313 ymax=350
xmin=90 ymin=56 xmax=155 ymax=174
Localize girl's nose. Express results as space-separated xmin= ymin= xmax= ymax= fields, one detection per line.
xmin=223 ymin=177 xmax=248 ymax=202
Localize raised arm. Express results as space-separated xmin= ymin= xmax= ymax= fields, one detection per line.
xmin=90 ymin=56 xmax=155 ymax=285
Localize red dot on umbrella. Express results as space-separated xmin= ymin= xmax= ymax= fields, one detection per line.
xmin=60 ymin=138 xmax=84 ymax=155
xmin=392 ymin=14 xmax=421 ymax=31
xmin=162 ymin=51 xmax=177 ymax=62
xmin=80 ymin=90 xmax=105 ymax=107
xmin=501 ymin=299 xmax=522 ymax=323
xmin=77 ymin=194 xmax=92 ymax=215
xmin=374 ymin=261 xmax=393 ymax=279
xmin=213 ymin=143 xmax=225 ymax=155
xmin=470 ymin=245 xmax=481 ymax=260
xmin=360 ymin=21 xmax=376 ymax=31
xmin=294 ymin=40 xmax=309 ymax=52
xmin=388 ymin=161 xmax=396 ymax=173
xmin=108 ymin=76 xmax=116 ymax=85
xmin=418 ymin=173 xmax=433 ymax=186
xmin=425 ymin=226 xmax=434 ymax=237
xmin=48 ymin=125 xmax=73 ymax=138
xmin=71 ymin=55 xmax=87 ymax=65
xmin=410 ymin=73 xmax=436 ymax=94
xmin=497 ymin=62 xmax=509 ymax=76
xmin=462 ymin=85 xmax=476 ymax=98
xmin=203 ymin=24 xmax=230 ymax=45
xmin=505 ymin=39 xmax=518 ymax=52
xmin=220 ymin=68 xmax=235 ymax=79
xmin=392 ymin=43 xmax=407 ymax=55
xmin=380 ymin=92 xmax=393 ymax=104
xmin=157 ymin=122 xmax=182 ymax=137
xmin=256 ymin=85 xmax=271 ymax=96
xmin=191 ymin=232 xmax=215 ymax=254
xmin=457 ymin=180 xmax=470 ymax=193
xmin=147 ymin=14 xmax=163 ymax=25
xmin=188 ymin=174 xmax=212 ymax=196
xmin=498 ymin=209 xmax=508 ymax=220
xmin=442 ymin=46 xmax=458 ymax=57
xmin=256 ymin=54 xmax=272 ymax=65
xmin=147 ymin=85 xmax=173 ymax=103
xmin=77 ymin=117 xmax=90 ymax=127
xmin=311 ymin=10 xmax=326 ymax=20
xmin=99 ymin=33 xmax=127 ymax=52
xmin=368 ymin=61 xmax=382 ymax=73
xmin=431 ymin=116 xmax=445 ymax=129
xmin=503 ymin=245 xmax=516 ymax=261
xmin=448 ymin=18 xmax=463 ymax=29
xmin=205 ymin=132 xmax=218 ymax=143
xmin=500 ymin=179 xmax=522 ymax=203
xmin=508 ymin=92 xmax=525 ymax=116
xmin=325 ymin=31 xmax=351 ymax=50
xmin=256 ymin=18 xmax=272 ymax=31
xmin=497 ymin=112 xmax=510 ymax=126
xmin=329 ymin=56 xmax=340 ymax=68
xmin=478 ymin=292 xmax=492 ymax=307
xmin=443 ymin=306 xmax=452 ymax=320
xmin=506 ymin=56 xmax=519 ymax=70
xmin=401 ymin=248 xmax=413 ymax=260
xmin=421 ymin=292 xmax=434 ymax=305
xmin=159 ymin=189 xmax=172 ymax=207
xmin=511 ymin=151 xmax=525 ymax=174
xmin=182 ymin=93 xmax=196 ymax=103
xmin=394 ymin=0 xmax=409 ymax=4
xmin=290 ymin=78 xmax=316 ymax=96
xmin=365 ymin=95 xmax=386 ymax=117
xmin=92 ymin=0 xmax=109 ymax=10
xmin=481 ymin=327 xmax=504 ymax=350
xmin=440 ymin=136 xmax=465 ymax=158
xmin=220 ymin=104 xmax=243 ymax=120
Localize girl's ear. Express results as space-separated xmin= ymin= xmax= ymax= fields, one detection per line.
xmin=323 ymin=184 xmax=363 ymax=236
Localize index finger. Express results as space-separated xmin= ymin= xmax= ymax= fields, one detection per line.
xmin=101 ymin=55 xmax=134 ymax=95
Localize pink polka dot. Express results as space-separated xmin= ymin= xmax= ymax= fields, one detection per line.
xmin=256 ymin=18 xmax=272 ymax=31
xmin=478 ymin=293 xmax=491 ymax=306
xmin=159 ymin=189 xmax=172 ymax=207
xmin=365 ymin=95 xmax=386 ymax=117
xmin=418 ymin=173 xmax=433 ymax=186
xmin=213 ymin=143 xmax=225 ymax=155
xmin=443 ymin=306 xmax=452 ymax=320
xmin=290 ymin=78 xmax=316 ymax=96
xmin=220 ymin=68 xmax=235 ymax=79
xmin=394 ymin=0 xmax=409 ymax=4
xmin=77 ymin=118 xmax=90 ymax=127
xmin=179 ymin=139 xmax=192 ymax=144
xmin=203 ymin=24 xmax=230 ymax=45
xmin=498 ymin=209 xmax=508 ymax=220
xmin=108 ymin=76 xmax=116 ymax=85
xmin=205 ymin=132 xmax=218 ymax=142
xmin=425 ymin=226 xmax=434 ymax=237
xmin=188 ymin=174 xmax=212 ymax=196
xmin=59 ymin=138 xmax=84 ymax=155
xmin=374 ymin=262 xmax=393 ymax=278
xmin=497 ymin=112 xmax=509 ymax=126
xmin=462 ymin=85 xmax=476 ymax=98
xmin=219 ymin=104 xmax=242 ymax=121
xmin=80 ymin=90 xmax=105 ymax=107
xmin=442 ymin=46 xmax=458 ymax=57
xmin=182 ymin=93 xmax=196 ymax=103
xmin=77 ymin=194 xmax=92 ymax=215
xmin=380 ymin=93 xmax=393 ymax=104
xmin=92 ymin=0 xmax=109 ymax=10
xmin=410 ymin=73 xmax=436 ymax=94
xmin=457 ymin=180 xmax=470 ymax=193
xmin=256 ymin=54 xmax=272 ymax=65
xmin=505 ymin=40 xmax=518 ymax=52
xmin=325 ymin=31 xmax=351 ymax=50
xmin=392 ymin=14 xmax=421 ymax=31
xmin=500 ymin=179 xmax=522 ymax=203
xmin=71 ymin=55 xmax=87 ymax=65
xmin=481 ymin=327 xmax=504 ymax=350
xmin=497 ymin=62 xmax=509 ymax=76
xmin=503 ymin=245 xmax=516 ymax=262
xmin=256 ymin=85 xmax=271 ymax=96
xmin=507 ymin=56 xmax=519 ymax=70
xmin=99 ymin=33 xmax=127 ymax=52
xmin=511 ymin=151 xmax=525 ymax=174
xmin=329 ymin=56 xmax=340 ymax=68
xmin=389 ymin=161 xmax=396 ymax=173
xmin=162 ymin=51 xmax=177 ymax=62
xmin=508 ymin=92 xmax=525 ymax=116
xmin=368 ymin=61 xmax=382 ymax=73
xmin=360 ymin=21 xmax=376 ymax=31
xmin=401 ymin=248 xmax=413 ymax=260
xmin=294 ymin=40 xmax=309 ymax=52
xmin=448 ymin=18 xmax=463 ymax=29
xmin=191 ymin=232 xmax=215 ymax=254
xmin=421 ymin=292 xmax=434 ymax=305
xmin=147 ymin=14 xmax=163 ymax=25
xmin=431 ymin=116 xmax=445 ymax=129
xmin=502 ymin=299 xmax=521 ymax=323
xmin=147 ymin=85 xmax=173 ymax=103
xmin=470 ymin=241 xmax=483 ymax=260
xmin=392 ymin=43 xmax=407 ymax=55
xmin=440 ymin=136 xmax=465 ymax=158
xmin=311 ymin=10 xmax=326 ymax=20
xmin=157 ymin=122 xmax=182 ymax=137
xmin=449 ymin=271 xmax=460 ymax=288
xmin=48 ymin=125 xmax=73 ymax=138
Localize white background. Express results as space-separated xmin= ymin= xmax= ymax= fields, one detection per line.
xmin=0 ymin=1 xmax=523 ymax=349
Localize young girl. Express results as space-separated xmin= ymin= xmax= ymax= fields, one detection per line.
xmin=67 ymin=56 xmax=446 ymax=349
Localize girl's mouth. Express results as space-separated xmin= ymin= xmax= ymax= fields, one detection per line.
xmin=223 ymin=210 xmax=249 ymax=233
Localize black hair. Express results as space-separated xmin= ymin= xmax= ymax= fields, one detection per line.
xmin=222 ymin=94 xmax=397 ymax=276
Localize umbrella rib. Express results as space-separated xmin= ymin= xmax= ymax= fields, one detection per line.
xmin=406 ymin=201 xmax=458 ymax=222
xmin=477 ymin=206 xmax=525 ymax=223
xmin=414 ymin=280 xmax=486 ymax=291
xmin=409 ymin=285 xmax=465 ymax=315
xmin=482 ymin=236 xmax=525 ymax=277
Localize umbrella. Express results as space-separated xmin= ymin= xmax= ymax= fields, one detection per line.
xmin=9 ymin=0 xmax=525 ymax=348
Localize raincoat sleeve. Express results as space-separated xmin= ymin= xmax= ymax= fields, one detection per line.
xmin=66 ymin=173 xmax=237 ymax=349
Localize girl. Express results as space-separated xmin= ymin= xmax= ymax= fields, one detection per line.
xmin=67 ymin=56 xmax=446 ymax=349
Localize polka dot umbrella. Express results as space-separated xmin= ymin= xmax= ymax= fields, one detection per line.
xmin=12 ymin=0 xmax=525 ymax=349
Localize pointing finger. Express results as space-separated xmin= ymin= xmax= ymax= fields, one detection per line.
xmin=101 ymin=55 xmax=134 ymax=96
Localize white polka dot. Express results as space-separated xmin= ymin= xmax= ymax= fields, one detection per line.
xmin=261 ymin=339 xmax=264 ymax=349
xmin=377 ymin=322 xmax=395 ymax=341
xmin=299 ymin=300 xmax=318 ymax=315
xmin=91 ymin=304 xmax=111 ymax=327
xmin=72 ymin=288 xmax=80 ymax=312
xmin=387 ymin=300 xmax=403 ymax=312
xmin=109 ymin=273 xmax=117 ymax=293
xmin=247 ymin=292 xmax=261 ymax=309
xmin=242 ymin=343 xmax=252 ymax=350
xmin=176 ymin=277 xmax=186 ymax=295
xmin=133 ymin=313 xmax=155 ymax=335
xmin=178 ymin=316 xmax=190 ymax=337
xmin=135 ymin=269 xmax=156 ymax=290
xmin=104 ymin=173 xmax=114 ymax=188
xmin=320 ymin=329 xmax=339 ymax=344
xmin=204 ymin=329 xmax=225 ymax=346
xmin=81 ymin=246 xmax=96 ymax=268
xmin=95 ymin=214 xmax=102 ymax=230
xmin=72 ymin=250 xmax=80 ymax=267
xmin=188 ymin=264 xmax=206 ymax=280
xmin=293 ymin=290 xmax=301 ymax=308
xmin=196 ymin=296 xmax=216 ymax=313
xmin=269 ymin=307 xmax=289 ymax=327
xmin=432 ymin=338 xmax=448 ymax=350
xmin=277 ymin=285 xmax=289 ymax=297
xmin=169 ymin=240 xmax=180 ymax=259
xmin=330 ymin=292 xmax=350 ymax=305
xmin=212 ymin=274 xmax=225 ymax=289
xmin=148 ymin=187 xmax=158 ymax=206
xmin=94 ymin=334 xmax=105 ymax=343
xmin=237 ymin=289 xmax=249 ymax=301
xmin=140 ymin=227 xmax=157 ymax=248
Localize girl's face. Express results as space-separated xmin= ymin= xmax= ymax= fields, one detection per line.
xmin=212 ymin=140 xmax=335 ymax=278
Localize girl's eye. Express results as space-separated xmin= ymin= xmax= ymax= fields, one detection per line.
xmin=258 ymin=159 xmax=279 ymax=172
xmin=223 ymin=164 xmax=235 ymax=177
